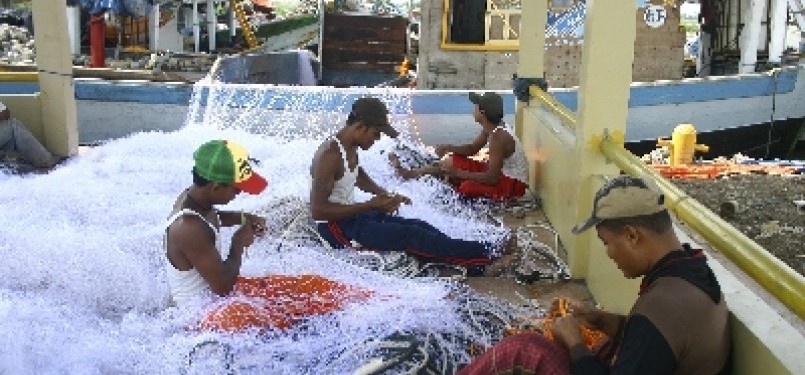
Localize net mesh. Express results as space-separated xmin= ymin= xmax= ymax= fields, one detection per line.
xmin=0 ymin=75 xmax=557 ymax=374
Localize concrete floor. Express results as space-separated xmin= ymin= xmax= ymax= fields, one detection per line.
xmin=461 ymin=199 xmax=596 ymax=311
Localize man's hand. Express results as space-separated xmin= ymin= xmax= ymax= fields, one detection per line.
xmin=434 ymin=144 xmax=452 ymax=157
xmin=243 ymin=213 xmax=267 ymax=237
xmin=393 ymin=193 xmax=411 ymax=205
xmin=551 ymin=316 xmax=584 ymax=350
xmin=369 ymin=194 xmax=402 ymax=214
xmin=438 ymin=158 xmax=458 ymax=177
xmin=550 ymin=297 xmax=623 ymax=337
xmin=231 ymin=223 xmax=258 ymax=253
xmin=0 ymin=107 xmax=10 ymax=122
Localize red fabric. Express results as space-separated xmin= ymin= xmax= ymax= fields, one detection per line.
xmin=198 ymin=275 xmax=372 ymax=332
xmin=450 ymin=155 xmax=528 ymax=201
xmin=456 ymin=333 xmax=571 ymax=375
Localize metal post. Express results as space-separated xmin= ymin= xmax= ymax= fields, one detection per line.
xmin=739 ymin=0 xmax=766 ymax=73
xmin=768 ymin=0 xmax=787 ymax=63
xmin=193 ymin=0 xmax=200 ymax=53
xmin=208 ymin=0 xmax=216 ymax=52
xmin=90 ymin=13 xmax=106 ymax=67
xmin=149 ymin=3 xmax=160 ymax=51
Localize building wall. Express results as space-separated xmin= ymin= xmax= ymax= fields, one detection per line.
xmin=418 ymin=0 xmax=685 ymax=89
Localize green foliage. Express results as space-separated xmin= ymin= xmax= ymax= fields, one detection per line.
xmin=680 ymin=19 xmax=700 ymax=33
xmin=243 ymin=15 xmax=318 ymax=39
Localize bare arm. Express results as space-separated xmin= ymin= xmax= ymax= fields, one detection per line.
xmin=435 ymin=131 xmax=487 ymax=157
xmin=444 ymin=130 xmax=514 ymax=185
xmin=309 ymin=143 xmax=398 ymax=221
xmin=356 ymin=166 xmax=388 ymax=196
xmin=168 ymin=217 xmax=255 ymax=296
xmin=219 ymin=211 xmax=267 ymax=236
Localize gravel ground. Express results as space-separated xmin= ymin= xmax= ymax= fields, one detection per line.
xmin=672 ymin=174 xmax=804 ymax=277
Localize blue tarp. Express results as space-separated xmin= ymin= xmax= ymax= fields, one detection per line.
xmin=78 ymin=0 xmax=156 ymax=18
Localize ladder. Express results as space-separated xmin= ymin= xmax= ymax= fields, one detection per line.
xmin=230 ymin=0 xmax=259 ymax=49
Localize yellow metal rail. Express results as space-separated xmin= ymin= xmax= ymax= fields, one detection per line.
xmin=529 ymin=85 xmax=576 ymax=128
xmin=0 ymin=72 xmax=39 ymax=82
xmin=598 ymin=135 xmax=805 ymax=320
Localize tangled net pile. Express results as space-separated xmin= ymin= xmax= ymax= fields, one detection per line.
xmin=0 ymin=77 xmax=566 ymax=374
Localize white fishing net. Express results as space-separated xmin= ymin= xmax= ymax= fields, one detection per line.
xmin=0 ymin=80 xmax=542 ymax=374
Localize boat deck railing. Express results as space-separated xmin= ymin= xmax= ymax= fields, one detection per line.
xmin=522 ymin=83 xmax=804 ymax=374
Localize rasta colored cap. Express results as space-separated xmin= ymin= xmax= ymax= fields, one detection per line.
xmin=351 ymin=97 xmax=399 ymax=138
xmin=193 ymin=140 xmax=267 ymax=194
xmin=572 ymin=175 xmax=666 ymax=234
xmin=469 ymin=92 xmax=504 ymax=119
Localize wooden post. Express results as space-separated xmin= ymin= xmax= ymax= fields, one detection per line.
xmin=570 ymin=0 xmax=637 ymax=291
xmin=31 ymin=0 xmax=79 ymax=157
xmin=514 ymin=0 xmax=546 ymax=140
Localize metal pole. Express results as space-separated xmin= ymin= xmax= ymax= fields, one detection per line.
xmin=208 ymin=0 xmax=216 ymax=52
xmin=193 ymin=0 xmax=200 ymax=53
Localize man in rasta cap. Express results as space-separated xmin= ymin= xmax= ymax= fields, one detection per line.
xmin=389 ymin=91 xmax=529 ymax=202
xmin=165 ymin=140 xmax=370 ymax=332
xmin=457 ymin=175 xmax=730 ymax=374
xmin=310 ymin=97 xmax=496 ymax=271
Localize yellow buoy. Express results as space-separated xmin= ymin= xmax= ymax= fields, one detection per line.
xmin=656 ymin=123 xmax=710 ymax=166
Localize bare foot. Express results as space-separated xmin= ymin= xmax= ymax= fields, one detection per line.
xmin=388 ymin=152 xmax=419 ymax=180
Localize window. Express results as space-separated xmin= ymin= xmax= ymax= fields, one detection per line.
xmin=442 ymin=0 xmax=521 ymax=51
xmin=549 ymin=0 xmax=577 ymax=11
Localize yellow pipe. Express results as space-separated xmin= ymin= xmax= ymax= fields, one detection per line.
xmin=0 ymin=72 xmax=39 ymax=82
xmin=599 ymin=136 xmax=805 ymax=320
xmin=529 ymin=85 xmax=577 ymax=128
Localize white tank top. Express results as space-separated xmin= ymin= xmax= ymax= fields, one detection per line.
xmin=164 ymin=209 xmax=220 ymax=307
xmin=327 ymin=137 xmax=358 ymax=205
xmin=494 ymin=124 xmax=529 ymax=184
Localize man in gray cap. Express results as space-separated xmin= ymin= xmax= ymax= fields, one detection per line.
xmin=457 ymin=175 xmax=731 ymax=374
xmin=0 ymin=101 xmax=60 ymax=169
xmin=389 ymin=91 xmax=528 ymax=201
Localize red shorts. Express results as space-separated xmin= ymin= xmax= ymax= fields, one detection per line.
xmin=450 ymin=155 xmax=528 ymax=201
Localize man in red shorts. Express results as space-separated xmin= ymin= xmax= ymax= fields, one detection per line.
xmin=390 ymin=92 xmax=529 ymax=201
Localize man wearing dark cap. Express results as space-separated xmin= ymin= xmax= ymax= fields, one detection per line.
xmin=310 ymin=97 xmax=495 ymax=270
xmin=389 ymin=91 xmax=529 ymax=201
xmin=457 ymin=175 xmax=731 ymax=375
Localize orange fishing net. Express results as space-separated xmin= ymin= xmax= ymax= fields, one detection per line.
xmin=199 ymin=274 xmax=373 ymax=332
xmin=505 ymin=298 xmax=608 ymax=352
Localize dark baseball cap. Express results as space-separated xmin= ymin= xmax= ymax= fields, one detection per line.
xmin=469 ymin=92 xmax=504 ymax=119
xmin=351 ymin=97 xmax=399 ymax=138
